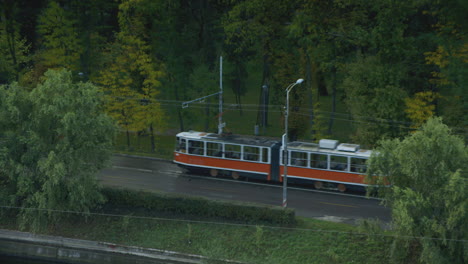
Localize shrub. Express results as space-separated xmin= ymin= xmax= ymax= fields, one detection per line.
xmin=101 ymin=187 xmax=296 ymax=226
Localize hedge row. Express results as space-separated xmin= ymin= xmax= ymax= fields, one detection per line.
xmin=101 ymin=187 xmax=296 ymax=226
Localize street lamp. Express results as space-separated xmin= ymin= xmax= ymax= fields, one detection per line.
xmin=282 ymin=78 xmax=304 ymax=208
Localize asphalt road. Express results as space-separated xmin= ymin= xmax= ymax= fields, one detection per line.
xmin=99 ymin=155 xmax=391 ymax=226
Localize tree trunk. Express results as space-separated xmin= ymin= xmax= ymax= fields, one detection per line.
xmin=123 ymin=110 xmax=131 ymax=149
xmin=149 ymin=123 xmax=155 ymax=153
xmin=4 ymin=6 xmax=19 ymax=81
xmin=234 ymin=62 xmax=243 ymax=115
xmin=305 ymin=53 xmax=314 ymax=134
xmin=178 ymin=109 xmax=184 ymax=132
xmin=173 ymin=76 xmax=184 ymax=131
xmin=328 ymin=67 xmax=337 ymax=135
xmin=257 ymin=53 xmax=270 ymax=128
xmin=237 ymin=93 xmax=243 ymax=115
xmin=204 ymin=100 xmax=209 ymax=131
xmin=126 ymin=128 xmax=130 ymax=149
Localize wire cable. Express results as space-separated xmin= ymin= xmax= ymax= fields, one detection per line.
xmin=1 ymin=205 xmax=467 ymax=243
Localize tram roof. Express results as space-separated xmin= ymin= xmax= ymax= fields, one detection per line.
xmin=176 ymin=131 xmax=372 ymax=158
xmin=176 ymin=131 xmax=280 ymax=147
xmin=287 ymin=141 xmax=373 ymax=158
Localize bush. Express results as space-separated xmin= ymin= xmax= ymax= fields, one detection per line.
xmin=101 ymin=187 xmax=296 ymax=226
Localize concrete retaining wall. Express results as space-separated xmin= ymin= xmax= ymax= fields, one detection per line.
xmin=0 ymin=229 xmax=241 ymax=264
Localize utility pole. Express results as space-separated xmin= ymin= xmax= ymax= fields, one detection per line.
xmin=218 ymin=56 xmax=224 ymax=134
xmin=182 ymin=56 xmax=225 ymax=134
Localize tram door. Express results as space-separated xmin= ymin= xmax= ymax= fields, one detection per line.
xmin=269 ymin=143 xmax=281 ymax=182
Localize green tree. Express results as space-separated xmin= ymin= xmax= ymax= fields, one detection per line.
xmin=96 ymin=0 xmax=165 ymax=151
xmin=147 ymin=0 xmax=226 ymax=131
xmin=0 ymin=0 xmax=31 ymax=83
xmin=342 ymin=55 xmax=407 ymax=146
xmin=0 ymin=69 xmax=116 ymax=231
xmin=223 ymin=0 xmax=296 ymax=120
xmin=222 ymin=0 xmax=257 ymax=113
xmin=288 ymin=0 xmax=367 ymax=140
xmin=35 ymin=1 xmax=83 ymax=71
xmin=422 ymin=0 xmax=467 ymax=134
xmin=96 ymin=32 xmax=164 ymax=150
xmin=367 ymin=117 xmax=467 ymax=263
xmin=405 ymin=91 xmax=440 ymax=129
xmin=279 ymin=0 xmax=448 ymax=145
xmin=189 ymin=63 xmax=219 ymax=132
xmin=66 ymin=0 xmax=120 ymax=81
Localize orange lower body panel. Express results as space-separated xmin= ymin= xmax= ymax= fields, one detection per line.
xmin=174 ymin=152 xmax=270 ymax=177
xmin=174 ymin=152 xmax=381 ymax=186
xmin=281 ymin=166 xmax=365 ymax=185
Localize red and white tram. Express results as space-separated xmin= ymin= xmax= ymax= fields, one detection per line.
xmin=173 ymin=131 xmax=373 ymax=192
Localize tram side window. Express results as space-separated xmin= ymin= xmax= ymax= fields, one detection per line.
xmin=243 ymin=146 xmax=260 ymax=161
xmin=351 ymin=158 xmax=367 ymax=173
xmin=225 ymin=144 xmax=241 ymax=159
xmin=206 ymin=142 xmax=222 ymax=157
xmin=176 ymin=138 xmax=187 ymax=152
xmin=310 ymin=154 xmax=328 ymax=169
xmin=330 ymin=155 xmax=348 ymax=171
xmin=291 ymin=151 xmax=307 ymax=167
xmin=188 ymin=140 xmax=204 ymax=155
xmin=261 ymin=148 xmax=269 ymax=163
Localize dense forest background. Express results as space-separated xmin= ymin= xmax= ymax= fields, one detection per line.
xmin=0 ymin=0 xmax=466 ymax=149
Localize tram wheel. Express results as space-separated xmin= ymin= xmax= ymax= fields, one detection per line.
xmin=314 ymin=181 xmax=323 ymax=190
xmin=210 ymin=169 xmax=218 ymax=177
xmin=337 ymin=183 xmax=347 ymax=192
xmin=231 ymin=171 xmax=240 ymax=180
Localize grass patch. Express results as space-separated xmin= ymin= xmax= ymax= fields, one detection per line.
xmin=0 ymin=213 xmax=392 ymax=264
xmin=0 ymin=188 xmax=393 ymax=264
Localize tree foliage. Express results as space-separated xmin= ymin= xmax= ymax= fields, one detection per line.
xmin=36 ymin=1 xmax=83 ymax=71
xmin=367 ymin=117 xmax=467 ymax=263
xmin=189 ymin=63 xmax=219 ymax=131
xmin=0 ymin=69 xmax=116 ymax=231
xmin=0 ymin=0 xmax=465 ymax=145
xmin=97 ymin=33 xmax=162 ymax=126
xmin=96 ymin=32 xmax=164 ymax=148
xmin=342 ymin=55 xmax=407 ymax=146
xmin=288 ymin=0 xmax=360 ymax=139
xmin=223 ymin=0 xmax=297 ymax=119
xmin=0 ymin=1 xmax=30 ymax=83
xmin=95 ymin=0 xmax=165 ymax=150
xmin=405 ymin=91 xmax=440 ymax=129
xmin=422 ymin=0 xmax=468 ymax=131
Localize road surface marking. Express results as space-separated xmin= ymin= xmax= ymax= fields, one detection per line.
xmin=319 ymin=202 xmax=358 ymax=208
xmin=101 ymin=175 xmax=130 ymax=181
xmin=112 ymin=166 xmax=153 ymax=173
xmin=199 ymin=186 xmax=234 ymax=193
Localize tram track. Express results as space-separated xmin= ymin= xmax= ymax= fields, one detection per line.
xmin=112 ymin=163 xmax=382 ymax=201
xmin=178 ymin=171 xmax=383 ymax=201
